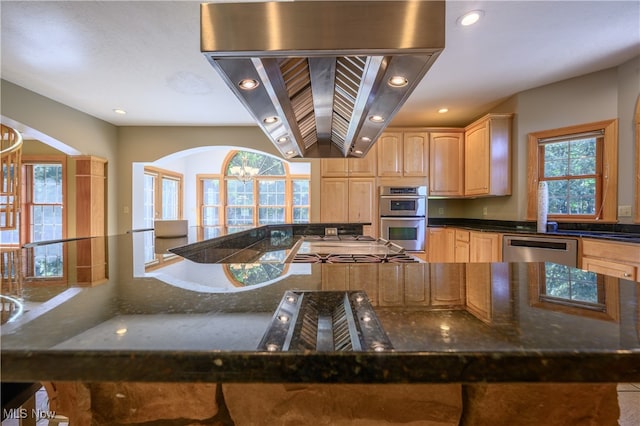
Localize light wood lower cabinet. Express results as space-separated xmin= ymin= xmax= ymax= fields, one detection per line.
xmin=430 ymin=264 xmax=465 ymax=306
xmin=320 ymin=177 xmax=376 ymax=237
xmin=465 ymin=263 xmax=511 ymax=324
xmin=321 ymin=263 xmax=457 ymax=308
xmin=428 ymin=228 xmax=502 ymax=263
xmin=427 ymin=227 xmax=455 ymax=262
xmin=454 ymin=229 xmax=470 ymax=262
xmin=469 ymin=231 xmax=502 ymax=262
xmin=581 ymin=238 xmax=639 ymax=281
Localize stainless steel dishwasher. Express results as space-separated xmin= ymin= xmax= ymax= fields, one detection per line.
xmin=502 ymin=235 xmax=578 ymax=267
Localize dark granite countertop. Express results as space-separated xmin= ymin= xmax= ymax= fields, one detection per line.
xmin=2 ymin=231 xmax=639 ymax=384
xmin=427 ymin=218 xmax=640 ymax=243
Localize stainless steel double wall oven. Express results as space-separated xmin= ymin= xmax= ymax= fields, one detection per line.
xmin=379 ymin=186 xmax=427 ymax=251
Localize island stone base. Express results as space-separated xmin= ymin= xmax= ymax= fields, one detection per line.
xmin=460 ymin=383 xmax=619 ymax=426
xmin=223 ymin=383 xmax=462 ymax=425
xmin=46 ymin=382 xmax=619 ymax=425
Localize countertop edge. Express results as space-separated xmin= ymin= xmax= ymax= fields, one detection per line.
xmin=3 ymin=350 xmax=639 ymax=384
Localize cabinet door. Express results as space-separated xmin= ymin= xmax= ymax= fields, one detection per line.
xmin=378 ymin=264 xmax=404 ymax=306
xmin=349 ymin=264 xmax=379 ymax=305
xmin=403 ymin=132 xmax=429 ymax=177
xmin=454 ymin=229 xmax=470 ymax=262
xmin=320 ymin=179 xmax=349 ymax=222
xmin=377 ymin=132 xmax=403 ymax=176
xmin=321 ymin=159 xmax=348 ymax=177
xmin=321 ymin=264 xmax=349 ymax=290
xmin=429 ymin=132 xmax=464 ymax=196
xmin=430 ymin=264 xmax=465 ymax=306
xmin=464 ymin=121 xmax=490 ymax=196
xmin=348 ymin=178 xmax=377 ymax=237
xmin=469 ymin=231 xmax=502 ymax=262
xmin=465 ymin=263 xmax=492 ymax=323
xmin=427 ymin=228 xmax=455 ymax=262
xmin=404 ymin=263 xmax=430 ymax=306
xmin=583 ymin=257 xmax=636 ymax=280
xmin=348 ymin=145 xmax=377 ymax=177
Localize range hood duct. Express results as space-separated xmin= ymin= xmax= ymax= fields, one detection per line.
xmin=201 ymin=1 xmax=445 ymax=158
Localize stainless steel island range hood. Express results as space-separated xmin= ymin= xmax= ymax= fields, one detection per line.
xmin=201 ymin=1 xmax=445 ymax=158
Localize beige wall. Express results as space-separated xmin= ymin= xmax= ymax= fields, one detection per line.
xmin=2 ymin=56 xmax=639 ymax=234
xmin=456 ymin=58 xmax=639 ymax=222
xmin=1 ymin=80 xmax=119 ymax=235
xmin=116 ymin=126 xmax=322 ymax=233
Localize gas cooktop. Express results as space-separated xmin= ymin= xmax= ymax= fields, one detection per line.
xmin=299 ymin=235 xmax=377 ymax=241
xmin=292 ymin=253 xmax=419 ymax=264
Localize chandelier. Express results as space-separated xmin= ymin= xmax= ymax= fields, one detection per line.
xmin=229 ymin=153 xmax=260 ymax=183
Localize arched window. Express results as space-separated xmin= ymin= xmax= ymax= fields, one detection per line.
xmin=198 ymin=150 xmax=310 ymax=237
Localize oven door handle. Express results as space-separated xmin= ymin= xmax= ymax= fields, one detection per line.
xmin=380 ymin=217 xmax=425 ymax=220
xmin=380 ymin=195 xmax=423 ymax=200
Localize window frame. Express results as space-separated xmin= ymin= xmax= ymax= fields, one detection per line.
xmin=196 ymin=174 xmax=224 ymax=238
xmin=143 ymin=166 xmax=184 ymax=223
xmin=196 ymin=150 xmax=310 ymax=232
xmin=527 ymin=119 xmax=618 ymax=223
xmin=20 ymin=155 xmax=68 ymax=283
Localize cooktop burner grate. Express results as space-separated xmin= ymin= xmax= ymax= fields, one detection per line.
xmin=292 ymin=253 xmax=418 ymax=263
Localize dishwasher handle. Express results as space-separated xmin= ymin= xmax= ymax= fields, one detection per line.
xmin=507 ymin=239 xmax=570 ymax=251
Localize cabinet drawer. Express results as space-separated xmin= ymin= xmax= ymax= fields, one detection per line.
xmin=582 ymin=239 xmax=640 ymax=264
xmin=455 ymin=230 xmax=470 ymax=242
xmin=583 ymin=257 xmax=636 ymax=281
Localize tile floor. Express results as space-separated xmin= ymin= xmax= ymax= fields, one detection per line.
xmin=618 ymin=383 xmax=640 ymax=426
xmin=2 ymin=384 xmax=639 ymax=425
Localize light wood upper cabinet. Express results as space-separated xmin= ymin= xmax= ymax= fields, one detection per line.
xmin=429 ymin=131 xmax=464 ymax=196
xmin=348 ymin=148 xmax=377 ymax=177
xmin=403 ymin=132 xmax=429 ymax=177
xmin=464 ymin=114 xmax=513 ymax=197
xmin=377 ymin=132 xmax=403 ymax=176
xmin=320 ymin=158 xmax=349 ymax=177
xmin=320 ymin=146 xmax=377 ymax=177
xmin=377 ymin=130 xmax=429 ymax=177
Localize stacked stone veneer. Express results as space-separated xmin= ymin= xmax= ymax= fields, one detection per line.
xmin=49 ymin=382 xmax=619 ymax=425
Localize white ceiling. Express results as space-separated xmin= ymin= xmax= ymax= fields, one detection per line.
xmin=2 ymin=1 xmax=639 ymax=140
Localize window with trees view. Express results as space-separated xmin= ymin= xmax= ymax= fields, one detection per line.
xmin=197 ymin=150 xmax=310 ymax=236
xmin=540 ymin=134 xmax=602 ymax=217
xmin=528 ymin=120 xmax=618 ymax=222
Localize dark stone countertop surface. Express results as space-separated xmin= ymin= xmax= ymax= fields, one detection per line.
xmin=1 ymin=227 xmax=639 ymax=384
xmin=427 ymin=218 xmax=640 ymax=243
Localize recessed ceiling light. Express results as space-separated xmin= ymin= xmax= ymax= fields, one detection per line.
xmin=286 ymin=150 xmax=295 ymax=156
xmin=113 ymin=109 xmax=127 ymax=115
xmin=388 ymin=76 xmax=408 ymax=87
xmin=263 ymin=116 xmax=279 ymax=124
xmin=361 ymin=137 xmax=371 ymax=142
xmin=239 ymin=79 xmax=259 ymax=90
xmin=277 ymin=136 xmax=288 ymax=144
xmin=354 ymin=150 xmax=363 ymax=155
xmin=457 ymin=10 xmax=484 ymax=26
xmin=369 ymin=115 xmax=385 ymax=123
xmin=438 ymin=108 xmax=449 ymax=113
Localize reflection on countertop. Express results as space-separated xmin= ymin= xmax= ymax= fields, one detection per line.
xmin=1 ymin=232 xmax=639 ymax=384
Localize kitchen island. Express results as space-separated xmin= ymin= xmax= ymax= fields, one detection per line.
xmin=1 ymin=228 xmax=638 ymax=424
